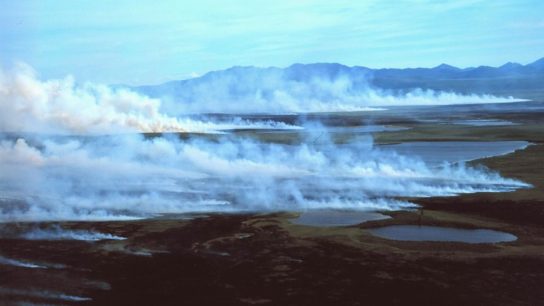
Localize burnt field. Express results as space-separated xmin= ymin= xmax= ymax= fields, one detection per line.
xmin=1 ymin=102 xmax=544 ymax=306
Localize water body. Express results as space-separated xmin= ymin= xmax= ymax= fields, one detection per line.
xmin=291 ymin=210 xmax=390 ymax=227
xmin=326 ymin=125 xmax=408 ymax=133
xmin=381 ymin=141 xmax=529 ymax=165
xmin=236 ymin=125 xmax=406 ymax=134
xmin=368 ymin=225 xmax=517 ymax=244
xmin=452 ymin=119 xmax=518 ymax=126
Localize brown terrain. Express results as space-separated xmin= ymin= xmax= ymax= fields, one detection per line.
xmin=1 ymin=102 xmax=543 ymax=306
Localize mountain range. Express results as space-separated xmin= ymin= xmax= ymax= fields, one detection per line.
xmin=134 ymin=57 xmax=544 ymax=101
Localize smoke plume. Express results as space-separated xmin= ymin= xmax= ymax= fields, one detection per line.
xmin=0 ymin=133 xmax=528 ymax=221
xmin=0 ymin=63 xmax=301 ymax=134
xmin=0 ymin=63 xmax=530 ymax=221
xmin=139 ymin=66 xmax=524 ymax=114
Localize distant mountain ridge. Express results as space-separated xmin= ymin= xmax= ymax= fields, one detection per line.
xmin=134 ymin=57 xmax=544 ymax=101
xmin=373 ymin=57 xmax=544 ymax=79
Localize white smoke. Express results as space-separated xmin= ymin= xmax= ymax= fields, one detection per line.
xmin=0 ymin=288 xmax=91 ymax=302
xmin=0 ymin=63 xmax=530 ymax=221
xmin=0 ymin=63 xmax=301 ymax=134
xmin=148 ymin=70 xmax=524 ymax=115
xmin=16 ymin=225 xmax=126 ymax=241
xmin=0 ymin=133 xmax=528 ymax=222
xmin=0 ymin=256 xmax=47 ymax=269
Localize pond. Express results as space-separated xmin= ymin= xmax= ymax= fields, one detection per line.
xmin=237 ymin=124 xmax=406 ymax=134
xmin=368 ymin=225 xmax=517 ymax=244
xmin=452 ymin=119 xmax=518 ymax=126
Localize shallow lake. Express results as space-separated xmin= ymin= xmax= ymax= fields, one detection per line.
xmin=381 ymin=141 xmax=529 ymax=165
xmin=235 ymin=125 xmax=406 ymax=134
xmin=368 ymin=225 xmax=517 ymax=244
xmin=452 ymin=119 xmax=517 ymax=126
xmin=291 ymin=210 xmax=390 ymax=227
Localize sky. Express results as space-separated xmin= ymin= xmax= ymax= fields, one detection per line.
xmin=1 ymin=0 xmax=544 ymax=85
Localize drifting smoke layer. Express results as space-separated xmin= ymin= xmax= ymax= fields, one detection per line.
xmin=17 ymin=225 xmax=126 ymax=241
xmin=0 ymin=288 xmax=91 ymax=302
xmin=0 ymin=64 xmax=301 ymax=134
xmin=0 ymin=64 xmax=530 ymax=221
xmin=142 ymin=66 xmax=523 ymax=114
xmin=0 ymin=256 xmax=46 ymax=269
xmin=0 ymin=133 xmax=528 ymax=221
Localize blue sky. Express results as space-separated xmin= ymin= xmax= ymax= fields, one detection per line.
xmin=1 ymin=0 xmax=544 ymax=85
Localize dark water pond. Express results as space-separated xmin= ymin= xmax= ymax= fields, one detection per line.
xmin=368 ymin=225 xmax=517 ymax=244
